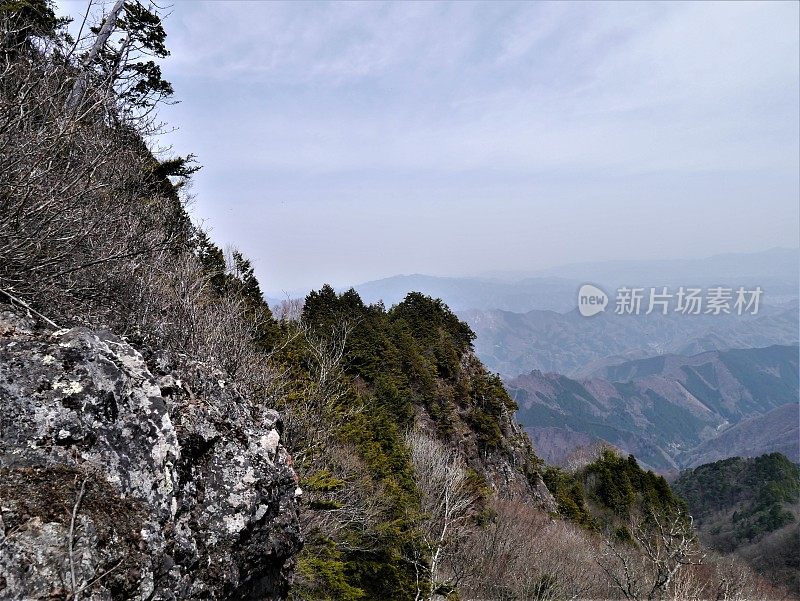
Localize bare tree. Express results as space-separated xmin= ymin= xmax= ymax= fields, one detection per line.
xmin=64 ymin=0 xmax=125 ymax=112
xmin=275 ymin=297 xmax=304 ymax=323
xmin=297 ymin=444 xmax=387 ymax=551
xmin=597 ymin=510 xmax=702 ymax=601
xmin=406 ymin=429 xmax=482 ymax=600
xmin=280 ymin=319 xmax=356 ymax=466
xmin=453 ymin=499 xmax=608 ymax=601
xmin=700 ymin=553 xmax=785 ymax=601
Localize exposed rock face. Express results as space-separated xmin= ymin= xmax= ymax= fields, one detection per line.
xmin=415 ymin=352 xmax=557 ymax=513
xmin=0 ymin=308 xmax=302 ymax=599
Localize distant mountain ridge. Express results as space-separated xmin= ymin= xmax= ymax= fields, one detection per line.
xmin=267 ymin=251 xmax=799 ymax=380
xmin=342 ymin=248 xmax=799 ymax=312
xmin=684 ymin=403 xmax=800 ymax=467
xmin=280 ymin=248 xmax=800 ymax=316
xmin=462 ymin=301 xmax=798 ymax=377
xmin=507 ymin=345 xmax=799 ymax=472
xmin=353 ymin=274 xmax=580 ymax=313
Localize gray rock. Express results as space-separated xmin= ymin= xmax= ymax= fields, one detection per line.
xmin=0 ymin=310 xmax=302 ymax=599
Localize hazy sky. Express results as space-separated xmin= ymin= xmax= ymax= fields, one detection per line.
xmin=58 ymin=1 xmax=800 ymax=295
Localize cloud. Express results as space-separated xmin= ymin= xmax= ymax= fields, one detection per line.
xmin=158 ymin=1 xmax=797 ymax=176
xmin=53 ymin=1 xmax=800 ymax=291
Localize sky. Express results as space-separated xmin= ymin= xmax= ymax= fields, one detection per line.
xmin=57 ymin=1 xmax=800 ymax=295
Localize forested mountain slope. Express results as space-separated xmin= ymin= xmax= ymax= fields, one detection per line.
xmin=674 ymin=454 xmax=800 ymax=594
xmin=509 ymin=345 xmax=799 ymax=472
xmin=276 ymin=286 xmax=555 ymax=599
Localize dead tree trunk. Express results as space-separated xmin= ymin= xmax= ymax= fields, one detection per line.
xmin=64 ymin=0 xmax=126 ymax=112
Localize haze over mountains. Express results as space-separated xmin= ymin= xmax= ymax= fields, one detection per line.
xmin=507 ymin=345 xmax=799 ymax=473
xmin=350 ymin=274 xmax=578 ymax=313
xmin=346 ymin=248 xmax=799 ymax=314
xmin=531 ymin=247 xmax=799 ymax=295
xmin=464 ymin=301 xmax=799 ymax=377
xmin=273 ymin=248 xmax=800 ymax=475
xmin=344 ymin=248 xmax=800 ymax=377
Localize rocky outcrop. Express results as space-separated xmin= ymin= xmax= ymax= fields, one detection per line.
xmin=0 ymin=308 xmax=302 ymax=599
xmin=415 ymin=352 xmax=556 ymax=513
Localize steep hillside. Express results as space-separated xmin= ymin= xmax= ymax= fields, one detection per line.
xmin=590 ymin=345 xmax=799 ymax=420
xmin=508 ymin=346 xmax=799 ymax=471
xmin=673 ymin=453 xmax=800 ymax=594
xmin=281 ymin=286 xmax=553 ymax=599
xmin=521 ymin=426 xmax=602 ymax=467
xmin=511 ymin=371 xmax=707 ymax=471
xmin=0 ymin=2 xmax=307 ymax=597
xmin=463 ymin=304 xmax=798 ymax=377
xmin=684 ymin=403 xmax=799 ymax=466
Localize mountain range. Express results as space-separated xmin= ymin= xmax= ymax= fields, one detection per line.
xmin=351 ymin=274 xmax=580 ymax=313
xmin=506 ymin=345 xmax=799 ymax=473
xmin=336 ymin=248 xmax=799 ymax=315
xmin=272 ymin=249 xmax=800 ymax=479
xmin=462 ymin=301 xmax=799 ymax=377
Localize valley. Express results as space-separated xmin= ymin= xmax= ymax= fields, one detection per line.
xmin=507 ymin=345 xmax=799 ymax=472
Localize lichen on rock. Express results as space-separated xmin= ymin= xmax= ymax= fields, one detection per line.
xmin=0 ymin=308 xmax=302 ymax=599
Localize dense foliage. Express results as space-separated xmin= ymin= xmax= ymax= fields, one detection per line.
xmin=673 ymin=453 xmax=800 ymax=593
xmin=674 ymin=453 xmax=799 ymax=545
xmin=279 ymin=285 xmax=535 ymax=600
xmin=544 ymin=449 xmax=688 ymax=536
